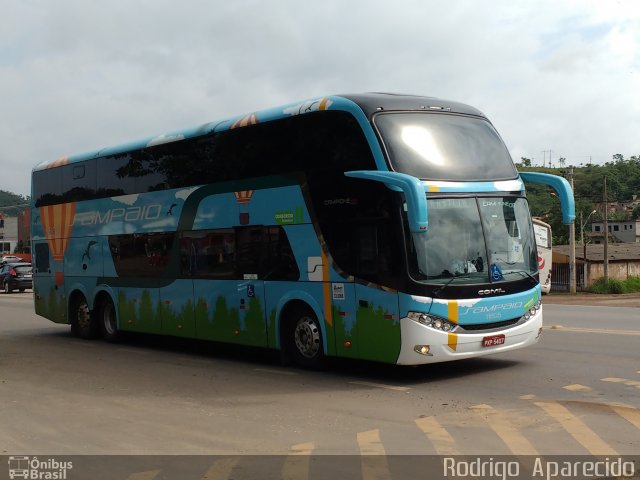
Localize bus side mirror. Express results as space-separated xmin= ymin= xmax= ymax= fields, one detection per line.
xmin=344 ymin=170 xmax=428 ymax=233
xmin=520 ymin=172 xmax=576 ymax=225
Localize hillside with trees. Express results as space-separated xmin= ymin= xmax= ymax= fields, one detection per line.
xmin=0 ymin=190 xmax=29 ymax=214
xmin=519 ymin=154 xmax=640 ymax=245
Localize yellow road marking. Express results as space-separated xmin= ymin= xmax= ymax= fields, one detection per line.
xmin=201 ymin=458 xmax=238 ymax=479
xmin=534 ymin=401 xmax=618 ymax=455
xmin=415 ymin=416 xmax=461 ymax=455
xmin=469 ymin=404 xmax=539 ymax=455
xmin=611 ymin=405 xmax=640 ymax=430
xmin=283 ymin=443 xmax=315 ymax=480
xmin=357 ymin=430 xmax=391 ymax=480
xmin=519 ymin=394 xmax=536 ymax=400
xmin=126 ymin=471 xmax=161 ymax=480
xmin=544 ymin=326 xmax=640 ymax=336
xmin=563 ymin=384 xmax=593 ymax=392
xmin=357 ymin=429 xmax=387 ymax=455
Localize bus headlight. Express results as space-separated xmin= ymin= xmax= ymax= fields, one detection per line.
xmin=408 ymin=312 xmax=457 ymax=332
xmin=522 ymin=300 xmax=542 ymax=322
xmin=414 ymin=345 xmax=432 ymax=355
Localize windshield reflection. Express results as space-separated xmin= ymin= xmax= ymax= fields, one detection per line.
xmin=407 ymin=197 xmax=537 ymax=285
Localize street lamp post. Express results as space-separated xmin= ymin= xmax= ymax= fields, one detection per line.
xmin=581 ymin=209 xmax=597 ymax=246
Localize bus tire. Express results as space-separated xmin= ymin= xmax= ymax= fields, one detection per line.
xmin=70 ymin=294 xmax=99 ymax=339
xmin=98 ymin=296 xmax=120 ymax=343
xmin=286 ymin=306 xmax=326 ymax=370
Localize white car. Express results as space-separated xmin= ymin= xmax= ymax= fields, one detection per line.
xmin=0 ymin=255 xmax=23 ymax=265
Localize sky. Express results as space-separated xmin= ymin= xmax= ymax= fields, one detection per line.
xmin=2 ymin=0 xmax=639 ymax=198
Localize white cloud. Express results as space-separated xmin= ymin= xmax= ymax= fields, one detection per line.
xmin=175 ymin=187 xmax=197 ymax=201
xmin=112 ymin=194 xmax=139 ymax=206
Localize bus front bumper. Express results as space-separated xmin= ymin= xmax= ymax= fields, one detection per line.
xmin=396 ymin=309 xmax=543 ymax=365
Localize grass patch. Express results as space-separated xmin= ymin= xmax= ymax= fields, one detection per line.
xmin=588 ymin=276 xmax=640 ymax=294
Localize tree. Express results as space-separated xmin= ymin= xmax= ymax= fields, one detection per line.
xmin=520 ymin=157 xmax=532 ymax=168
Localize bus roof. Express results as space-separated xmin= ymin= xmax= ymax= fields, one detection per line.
xmin=340 ymin=93 xmax=485 ymax=119
xmin=33 ymin=93 xmax=486 ymax=172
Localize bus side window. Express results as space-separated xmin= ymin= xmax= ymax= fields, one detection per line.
xmin=266 ymin=227 xmax=299 ymax=281
xmin=236 ymin=227 xmax=267 ymax=278
xmin=97 ymin=155 xmax=136 ymax=197
xmin=356 ymin=225 xmax=378 ymax=277
xmin=109 ymin=233 xmax=174 ymax=277
xmin=33 ymin=167 xmax=63 ymax=207
xmin=354 ymin=220 xmax=401 ymax=284
xmin=180 ymin=230 xmax=236 ymax=279
xmin=62 ymin=159 xmax=97 ymax=202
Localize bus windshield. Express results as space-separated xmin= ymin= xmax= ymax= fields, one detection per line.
xmin=407 ymin=197 xmax=537 ymax=284
xmin=375 ymin=112 xmax=517 ymax=181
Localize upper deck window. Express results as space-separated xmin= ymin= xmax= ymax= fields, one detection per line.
xmin=374 ymin=112 xmax=517 ymax=181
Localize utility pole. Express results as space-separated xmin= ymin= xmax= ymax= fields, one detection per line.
xmin=568 ymin=168 xmax=576 ymax=293
xmin=603 ymin=176 xmax=609 ymax=285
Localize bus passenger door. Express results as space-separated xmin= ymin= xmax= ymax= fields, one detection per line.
xmin=234 ymin=227 xmax=268 ymax=347
xmin=236 ymin=278 xmax=267 ymax=347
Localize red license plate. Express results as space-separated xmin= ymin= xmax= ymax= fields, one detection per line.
xmin=482 ymin=334 xmax=506 ymax=347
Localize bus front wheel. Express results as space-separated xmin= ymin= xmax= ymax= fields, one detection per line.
xmin=70 ymin=294 xmax=99 ymax=339
xmin=99 ymin=297 xmax=120 ymax=342
xmin=287 ymin=307 xmax=326 ymax=370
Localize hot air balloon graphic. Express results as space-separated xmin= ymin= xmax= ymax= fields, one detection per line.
xmin=234 ymin=191 xmax=254 ymax=225
xmin=231 ymin=113 xmax=259 ymax=129
xmin=39 ymin=203 xmax=77 ymax=286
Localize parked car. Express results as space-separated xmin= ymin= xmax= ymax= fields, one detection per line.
xmin=0 ymin=255 xmax=24 ymax=265
xmin=0 ymin=262 xmax=33 ymax=293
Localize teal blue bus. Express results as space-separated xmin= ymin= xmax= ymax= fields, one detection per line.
xmin=31 ymin=93 xmax=574 ymax=368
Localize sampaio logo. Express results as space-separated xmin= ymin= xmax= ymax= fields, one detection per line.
xmin=8 ymin=456 xmax=73 ymax=479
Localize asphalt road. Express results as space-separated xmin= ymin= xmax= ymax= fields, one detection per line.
xmin=1 ymin=292 xmax=639 ymax=461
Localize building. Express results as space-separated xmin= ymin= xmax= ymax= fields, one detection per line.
xmin=0 ymin=215 xmax=18 ymax=254
xmin=552 ymin=242 xmax=640 ymax=291
xmin=17 ymin=209 xmax=31 ymax=252
xmin=590 ymin=220 xmax=640 ymax=244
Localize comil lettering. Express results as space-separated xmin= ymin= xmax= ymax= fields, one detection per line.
xmin=478 ymin=288 xmax=506 ymax=295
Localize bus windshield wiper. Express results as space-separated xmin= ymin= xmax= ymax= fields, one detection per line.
xmin=433 ymin=273 xmax=474 ymax=298
xmin=507 ymin=270 xmax=538 ymax=285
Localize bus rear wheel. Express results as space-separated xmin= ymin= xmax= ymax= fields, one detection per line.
xmin=70 ymin=294 xmax=99 ymax=339
xmin=287 ymin=307 xmax=326 ymax=370
xmin=99 ymin=297 xmax=120 ymax=342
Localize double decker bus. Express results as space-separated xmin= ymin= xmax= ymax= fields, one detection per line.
xmin=31 ymin=93 xmax=574 ymax=368
xmin=532 ymin=218 xmax=553 ymax=294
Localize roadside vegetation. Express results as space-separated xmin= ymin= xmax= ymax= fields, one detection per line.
xmin=588 ymin=276 xmax=640 ymax=294
xmin=519 ymin=154 xmax=640 ymax=245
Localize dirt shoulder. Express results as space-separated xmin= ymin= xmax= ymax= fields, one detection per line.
xmin=542 ymin=292 xmax=640 ymax=308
